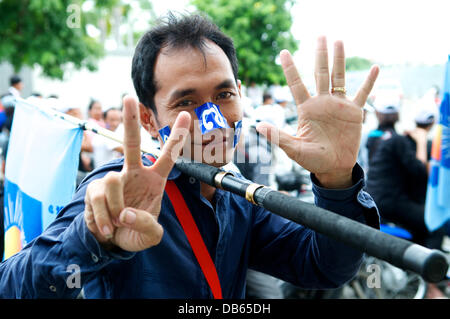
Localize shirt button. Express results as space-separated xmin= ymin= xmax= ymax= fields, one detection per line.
xmin=49 ymin=285 xmax=57 ymax=292
xmin=91 ymin=253 xmax=99 ymax=263
xmin=189 ymin=177 xmax=196 ymax=184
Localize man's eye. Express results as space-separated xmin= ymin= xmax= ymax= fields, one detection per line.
xmin=177 ymin=100 xmax=193 ymax=107
xmin=217 ymin=92 xmax=233 ymax=100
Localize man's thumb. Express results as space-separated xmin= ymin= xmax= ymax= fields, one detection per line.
xmin=256 ymin=122 xmax=296 ymax=157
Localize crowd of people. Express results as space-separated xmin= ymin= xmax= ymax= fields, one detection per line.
xmin=363 ymin=94 xmax=448 ymax=298
xmin=237 ymin=82 xmax=450 ymax=299
xmin=0 ymin=70 xmax=449 ymax=298
xmin=0 ymin=76 xmax=160 ymax=188
xmin=0 ymin=12 xmax=448 ymax=299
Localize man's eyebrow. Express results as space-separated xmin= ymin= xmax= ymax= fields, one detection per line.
xmin=169 ymin=88 xmax=197 ymax=102
xmin=168 ymin=79 xmax=236 ymax=103
xmin=215 ymin=79 xmax=236 ymax=90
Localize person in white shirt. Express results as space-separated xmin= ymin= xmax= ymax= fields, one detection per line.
xmin=8 ymin=75 xmax=23 ymax=98
xmin=92 ymin=108 xmax=123 ymax=168
xmin=254 ymin=93 xmax=286 ymax=129
xmin=246 ymin=82 xmax=263 ymax=108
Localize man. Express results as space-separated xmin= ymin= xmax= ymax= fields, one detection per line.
xmin=246 ymin=82 xmax=263 ymax=108
xmin=366 ymin=98 xmax=400 ymax=163
xmin=366 ymin=108 xmax=443 ymax=248
xmin=91 ymin=108 xmax=124 ymax=169
xmin=0 ymin=75 xmax=23 ymax=134
xmin=0 ymin=13 xmax=380 ymax=298
xmin=7 ymin=75 xmax=23 ymax=99
xmin=254 ymin=93 xmax=286 ymax=130
xmin=366 ymin=107 xmax=446 ymax=298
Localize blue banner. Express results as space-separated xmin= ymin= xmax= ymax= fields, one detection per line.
xmin=425 ymin=55 xmax=450 ymax=232
xmin=3 ymin=99 xmax=83 ymax=260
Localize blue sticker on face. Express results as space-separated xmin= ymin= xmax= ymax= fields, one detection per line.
xmin=233 ymin=120 xmax=242 ymax=147
xmin=194 ymin=102 xmax=229 ymax=134
xmin=158 ymin=125 xmax=171 ymax=144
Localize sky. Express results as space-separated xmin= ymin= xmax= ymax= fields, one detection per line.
xmin=152 ymin=0 xmax=450 ymax=72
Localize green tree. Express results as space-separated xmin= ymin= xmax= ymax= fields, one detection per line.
xmin=345 ymin=56 xmax=372 ymax=71
xmin=0 ymin=0 xmax=155 ymax=79
xmin=84 ymin=0 xmax=156 ymax=49
xmin=0 ymin=0 xmax=104 ymax=79
xmin=191 ymin=0 xmax=298 ymax=86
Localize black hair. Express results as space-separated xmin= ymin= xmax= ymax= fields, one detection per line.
xmin=131 ymin=12 xmax=239 ymax=114
xmin=10 ymin=75 xmax=21 ymax=86
xmin=376 ymin=112 xmax=399 ymax=128
xmin=103 ymin=107 xmax=120 ymax=119
xmin=88 ymin=99 xmax=100 ymax=111
xmin=416 ymin=122 xmax=434 ymax=130
xmin=263 ymin=93 xmax=273 ymax=103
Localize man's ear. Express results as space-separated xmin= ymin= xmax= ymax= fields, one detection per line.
xmin=139 ymin=103 xmax=159 ymax=139
xmin=237 ymin=79 xmax=242 ymax=98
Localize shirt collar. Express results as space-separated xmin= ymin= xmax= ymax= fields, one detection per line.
xmin=142 ymin=154 xmax=181 ymax=180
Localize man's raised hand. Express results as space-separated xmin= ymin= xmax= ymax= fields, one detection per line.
xmin=84 ymin=96 xmax=191 ymax=251
xmin=257 ymin=37 xmax=379 ymax=188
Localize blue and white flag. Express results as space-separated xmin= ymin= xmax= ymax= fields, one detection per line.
xmin=3 ymin=99 xmax=83 ymax=260
xmin=425 ymin=55 xmax=450 ymax=232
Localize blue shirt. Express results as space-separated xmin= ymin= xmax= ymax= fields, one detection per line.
xmin=0 ymin=156 xmax=379 ymax=298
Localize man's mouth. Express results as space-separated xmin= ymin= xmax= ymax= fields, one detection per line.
xmin=201 ymin=136 xmax=227 ymax=146
xmin=191 ymin=129 xmax=230 ymax=146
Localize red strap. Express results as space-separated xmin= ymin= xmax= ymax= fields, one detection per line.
xmin=145 ymin=155 xmax=223 ymax=299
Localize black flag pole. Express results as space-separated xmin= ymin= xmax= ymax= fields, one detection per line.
xmin=26 ymin=98 xmax=449 ymax=283
xmin=175 ymin=159 xmax=449 ymax=283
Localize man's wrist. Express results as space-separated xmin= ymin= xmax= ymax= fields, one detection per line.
xmin=314 ymin=168 xmax=353 ymax=189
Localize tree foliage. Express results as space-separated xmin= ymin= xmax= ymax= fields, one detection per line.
xmin=0 ymin=0 xmax=154 ymax=79
xmin=345 ymin=56 xmax=372 ymax=71
xmin=191 ymin=0 xmax=298 ymax=86
xmin=0 ymin=0 xmax=105 ymax=79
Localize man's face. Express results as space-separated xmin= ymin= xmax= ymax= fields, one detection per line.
xmin=105 ymin=109 xmax=122 ymax=132
xmin=142 ymin=41 xmax=243 ymax=166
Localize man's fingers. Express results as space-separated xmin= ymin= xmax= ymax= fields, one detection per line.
xmin=104 ymin=171 xmax=124 ymax=227
xmin=353 ymin=65 xmax=380 ymax=107
xmin=86 ymin=181 xmax=114 ymax=239
xmin=152 ymin=111 xmax=191 ymax=179
xmin=119 ymin=208 xmax=164 ymax=246
xmin=280 ymin=49 xmax=310 ymax=105
xmin=84 ymin=201 xmax=97 ymax=229
xmin=331 ymin=40 xmax=346 ymax=94
xmin=122 ymin=95 xmax=143 ymax=170
xmin=315 ymin=36 xmax=330 ymax=95
xmin=256 ymin=122 xmax=298 ymax=160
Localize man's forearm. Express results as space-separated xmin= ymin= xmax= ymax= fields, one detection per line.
xmin=308 ymin=164 xmax=380 ymax=285
xmin=315 ymin=168 xmax=353 ymax=189
xmin=0 ymin=211 xmax=133 ymax=298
